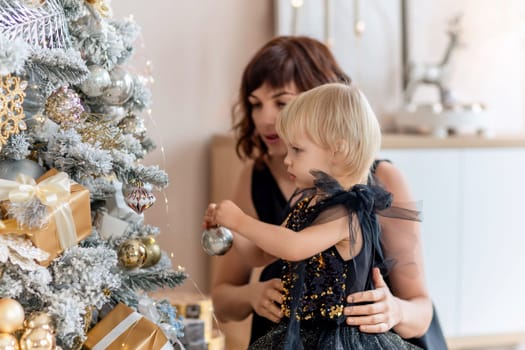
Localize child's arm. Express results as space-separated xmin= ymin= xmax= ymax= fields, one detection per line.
xmin=205 ymin=200 xmax=348 ymax=262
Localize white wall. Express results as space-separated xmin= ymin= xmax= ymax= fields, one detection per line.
xmin=275 ymin=0 xmax=525 ymax=134
xmin=111 ymin=1 xmax=273 ymax=292
xmin=111 ymin=0 xmax=525 ymax=297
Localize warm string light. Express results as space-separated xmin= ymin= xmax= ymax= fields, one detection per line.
xmin=324 ymin=0 xmax=333 ymax=48
xmin=126 ymin=21 xmax=173 ymax=252
xmin=187 ymin=274 xmax=224 ymax=337
xmin=290 ymin=0 xmax=303 ymax=35
xmin=143 ymin=108 xmax=171 ymax=232
xmin=354 ymin=0 xmax=365 ymax=37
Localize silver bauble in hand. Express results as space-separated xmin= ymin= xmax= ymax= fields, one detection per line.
xmin=79 ymin=65 xmax=111 ymax=97
xmin=100 ymin=66 xmax=134 ymax=105
xmin=201 ymin=226 xmax=233 ymax=256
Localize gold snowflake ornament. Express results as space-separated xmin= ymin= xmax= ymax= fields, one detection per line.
xmin=0 ymin=74 xmax=28 ymax=151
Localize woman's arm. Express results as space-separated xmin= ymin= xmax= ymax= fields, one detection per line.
xmin=344 ymin=161 xmax=432 ymax=338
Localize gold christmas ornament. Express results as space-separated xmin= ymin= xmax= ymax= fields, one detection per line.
xmin=141 ymin=236 xmax=161 ymax=268
xmin=19 ymin=327 xmax=55 ymax=350
xmin=75 ymin=114 xmax=121 ymax=149
xmin=0 ymin=333 xmax=19 ymax=350
xmin=0 ymin=298 xmax=25 ymax=333
xmin=118 ymin=239 xmax=147 ymax=269
xmin=117 ymin=114 xmax=146 ymax=140
xmin=85 ymin=0 xmax=111 ymax=17
xmin=0 ymin=74 xmax=28 ymax=152
xmin=24 ymin=312 xmax=54 ymax=331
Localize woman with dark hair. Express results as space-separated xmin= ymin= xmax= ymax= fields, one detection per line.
xmin=211 ymin=36 xmax=447 ymax=349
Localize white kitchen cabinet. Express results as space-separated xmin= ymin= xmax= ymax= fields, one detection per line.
xmin=379 ymin=147 xmax=525 ymax=337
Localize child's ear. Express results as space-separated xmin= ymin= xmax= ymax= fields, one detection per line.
xmin=334 ymin=139 xmax=349 ymax=155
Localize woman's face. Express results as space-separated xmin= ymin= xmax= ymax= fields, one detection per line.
xmin=248 ymin=82 xmax=299 ymax=157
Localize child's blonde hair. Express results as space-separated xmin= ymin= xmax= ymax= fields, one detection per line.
xmin=277 ymin=83 xmax=381 ymax=184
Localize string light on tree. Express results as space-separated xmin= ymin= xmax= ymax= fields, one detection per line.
xmin=290 ymin=0 xmax=304 ymax=35
xmin=354 ymin=0 xmax=365 ymax=37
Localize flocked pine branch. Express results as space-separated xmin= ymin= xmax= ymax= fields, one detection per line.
xmin=0 ymin=0 xmax=70 ymax=49
xmin=69 ymin=17 xmax=128 ymax=70
xmin=112 ymin=162 xmax=169 ymax=189
xmin=141 ymin=137 xmax=157 ymax=153
xmin=41 ymin=128 xmax=114 ymax=182
xmin=0 ymin=133 xmax=31 ymax=160
xmin=121 ymin=268 xmax=187 ymax=293
xmin=59 ymin=0 xmax=88 ymax=21
xmin=0 ymin=33 xmax=30 ymax=75
xmin=122 ymin=76 xmax=152 ymax=112
xmin=118 ymin=134 xmax=147 ymax=160
xmin=25 ymin=48 xmax=89 ymax=93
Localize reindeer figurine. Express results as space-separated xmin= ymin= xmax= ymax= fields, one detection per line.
xmin=404 ymin=15 xmax=463 ymax=107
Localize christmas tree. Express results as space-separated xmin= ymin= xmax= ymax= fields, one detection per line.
xmin=0 ymin=0 xmax=186 ymax=348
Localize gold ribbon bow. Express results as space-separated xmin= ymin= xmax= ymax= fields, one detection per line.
xmin=0 ymin=172 xmax=78 ymax=249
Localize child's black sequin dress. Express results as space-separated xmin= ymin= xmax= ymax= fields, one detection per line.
xmin=249 ymin=171 xmax=422 ymax=350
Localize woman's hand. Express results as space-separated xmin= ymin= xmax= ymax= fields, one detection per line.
xmin=250 ymin=278 xmax=284 ymax=323
xmin=343 ymin=267 xmax=402 ymax=333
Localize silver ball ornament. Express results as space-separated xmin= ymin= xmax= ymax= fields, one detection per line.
xmin=0 ymin=159 xmax=45 ymax=181
xmin=79 ymin=65 xmax=111 ymax=97
xmin=201 ymin=226 xmax=233 ymax=256
xmin=98 ymin=105 xmax=128 ymax=123
xmin=22 ymin=83 xmax=46 ymax=123
xmin=100 ymin=66 xmax=134 ymax=105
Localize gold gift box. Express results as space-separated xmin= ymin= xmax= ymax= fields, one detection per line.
xmin=84 ymin=303 xmax=171 ymax=350
xmin=0 ymin=169 xmax=92 ymax=265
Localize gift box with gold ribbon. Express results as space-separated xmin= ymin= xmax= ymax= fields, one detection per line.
xmin=84 ymin=303 xmax=173 ymax=350
xmin=0 ymin=169 xmax=92 ymax=265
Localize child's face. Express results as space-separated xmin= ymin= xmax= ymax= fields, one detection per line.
xmin=283 ymin=132 xmax=333 ymax=189
xmin=249 ymin=82 xmax=299 ymax=158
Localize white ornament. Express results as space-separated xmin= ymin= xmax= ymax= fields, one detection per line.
xmin=79 ymin=65 xmax=112 ymax=97
xmin=100 ymin=66 xmax=134 ymax=105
